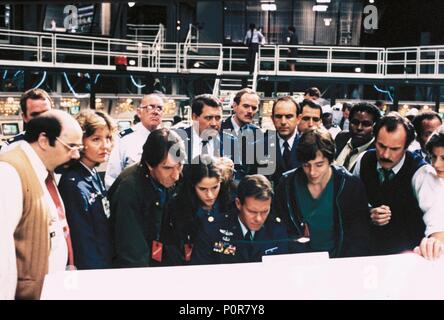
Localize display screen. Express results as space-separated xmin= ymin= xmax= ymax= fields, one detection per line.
xmin=2 ymin=123 xmax=19 ymax=136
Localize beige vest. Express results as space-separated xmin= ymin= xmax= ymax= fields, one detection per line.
xmin=0 ymin=147 xmax=50 ymax=300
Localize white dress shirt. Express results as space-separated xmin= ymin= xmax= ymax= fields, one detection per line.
xmin=278 ymin=131 xmax=297 ymax=156
xmin=0 ymin=142 xmax=67 ymax=299
xmin=190 ymin=125 xmax=215 ymax=160
xmin=105 ymin=122 xmax=151 ymax=189
xmin=238 ymin=217 xmax=255 ymax=240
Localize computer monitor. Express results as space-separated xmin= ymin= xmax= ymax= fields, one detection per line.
xmin=2 ymin=123 xmax=19 ymax=136
xmin=117 ymin=120 xmax=131 ymax=132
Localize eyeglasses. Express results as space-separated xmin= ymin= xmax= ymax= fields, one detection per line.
xmin=56 ymin=137 xmax=84 ymax=153
xmin=139 ymin=104 xmax=164 ymax=112
xmin=350 ymin=118 xmax=374 ymax=127
xmin=301 ymin=116 xmax=321 ymax=122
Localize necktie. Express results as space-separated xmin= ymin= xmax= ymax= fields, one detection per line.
xmin=282 ymin=140 xmax=291 ymax=170
xmin=379 ymin=168 xmax=393 ymax=184
xmin=245 ymin=230 xmax=253 ymax=241
xmin=201 ymin=139 xmax=209 ymax=155
xmin=343 ymin=147 xmax=359 ymax=170
xmin=45 ymin=173 xmax=75 ymax=267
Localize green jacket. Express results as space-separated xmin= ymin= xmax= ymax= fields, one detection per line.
xmin=108 ymin=162 xmax=174 ymax=268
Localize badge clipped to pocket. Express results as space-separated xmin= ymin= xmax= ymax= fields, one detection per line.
xmin=151 ymin=240 xmax=163 ymax=262
xmin=184 ymin=243 xmax=193 ymax=262
xmin=102 ymin=197 xmax=111 ymax=219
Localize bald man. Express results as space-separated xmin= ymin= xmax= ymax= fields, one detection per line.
xmin=0 ymin=110 xmax=83 ymax=300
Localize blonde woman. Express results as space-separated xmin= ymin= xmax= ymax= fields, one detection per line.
xmin=58 ymin=109 xmax=116 ymax=269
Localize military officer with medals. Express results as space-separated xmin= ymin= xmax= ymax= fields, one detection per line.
xmin=192 ymin=174 xmax=288 ymax=265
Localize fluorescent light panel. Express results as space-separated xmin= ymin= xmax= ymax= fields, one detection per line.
xmin=313 ymin=5 xmax=328 ymax=12
xmin=261 ymin=3 xmax=277 ymax=11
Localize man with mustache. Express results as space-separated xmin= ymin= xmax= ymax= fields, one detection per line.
xmin=105 ymin=93 xmax=164 ymax=189
xmin=353 ymin=112 xmax=437 ymax=255
xmin=221 ymin=88 xmax=261 ymax=180
xmin=335 ymin=102 xmax=381 ymax=172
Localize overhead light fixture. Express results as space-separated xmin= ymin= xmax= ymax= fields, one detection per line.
xmin=316 ymin=0 xmax=331 ymax=3
xmin=323 ymin=18 xmax=332 ymax=26
xmin=369 ymin=0 xmax=375 ymax=3
xmin=261 ymin=3 xmax=277 ymax=11
xmin=313 ymin=5 xmax=328 ymax=12
xmin=355 ymin=67 xmax=362 ymax=73
xmin=193 ymin=62 xmax=201 ymax=68
xmin=128 ymin=2 xmax=135 ymax=7
xmin=129 ymin=59 xmax=136 ymax=66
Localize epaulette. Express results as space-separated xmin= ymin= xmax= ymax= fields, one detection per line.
xmin=118 ymin=127 xmax=134 ymax=139
xmin=5 ymin=132 xmax=25 ymax=145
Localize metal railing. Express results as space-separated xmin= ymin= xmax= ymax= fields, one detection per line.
xmin=127 ymin=23 xmax=165 ymax=43
xmin=212 ymin=49 xmax=224 ymax=96
xmin=1 ymin=28 xmax=444 ymax=81
xmin=184 ymin=24 xmax=199 ymax=53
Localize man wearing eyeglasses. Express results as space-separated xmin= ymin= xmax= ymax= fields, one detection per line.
xmin=0 ymin=110 xmax=83 ymax=299
xmin=176 ymin=94 xmax=224 ymax=163
xmin=1 ymin=88 xmax=54 ymax=153
xmin=335 ymin=102 xmax=381 ymax=172
xmin=105 ymin=93 xmax=164 ymax=189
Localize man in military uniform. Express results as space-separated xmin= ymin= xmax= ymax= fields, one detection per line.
xmin=220 ymin=88 xmax=265 ymax=180
xmin=0 ymin=88 xmax=53 ymax=153
xmin=191 ymin=174 xmax=288 ymax=265
xmin=105 ymin=93 xmax=164 ymax=189
xmin=108 ymin=128 xmax=185 ymax=268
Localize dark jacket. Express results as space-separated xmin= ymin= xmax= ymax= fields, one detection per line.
xmin=58 ymin=162 xmax=112 ymax=270
xmin=265 ymin=130 xmax=301 ymax=189
xmin=273 ymin=165 xmax=370 ymax=258
xmin=191 ymin=211 xmax=289 ymax=265
xmin=108 ymin=162 xmax=177 ymax=268
xmin=221 ymin=116 xmax=262 ymax=180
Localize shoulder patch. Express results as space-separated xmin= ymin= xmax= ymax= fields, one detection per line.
xmin=118 ymin=128 xmax=134 ymax=139
xmin=5 ymin=133 xmax=25 ymax=145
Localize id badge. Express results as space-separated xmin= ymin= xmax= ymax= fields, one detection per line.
xmin=184 ymin=243 xmax=193 ymax=262
xmin=151 ymin=240 xmax=163 ymax=262
xmin=102 ymin=197 xmax=111 ymax=219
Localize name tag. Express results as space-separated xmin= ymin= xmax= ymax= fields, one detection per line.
xmin=102 ymin=197 xmax=111 ymax=219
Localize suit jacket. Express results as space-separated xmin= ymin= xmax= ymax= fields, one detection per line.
xmin=58 ymin=162 xmax=112 ymax=270
xmin=265 ymin=130 xmax=301 ymax=189
xmin=191 ymin=211 xmax=289 ymax=265
xmin=220 ymin=116 xmax=262 ymax=180
xmin=175 ymin=126 xmax=232 ymax=164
